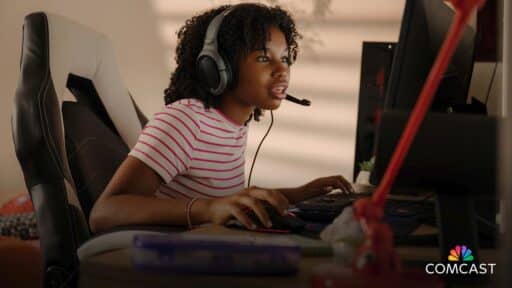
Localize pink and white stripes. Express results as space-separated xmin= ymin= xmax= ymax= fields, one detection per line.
xmin=129 ymin=99 xmax=248 ymax=199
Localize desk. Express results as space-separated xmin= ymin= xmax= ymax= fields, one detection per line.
xmin=78 ymin=225 xmax=497 ymax=288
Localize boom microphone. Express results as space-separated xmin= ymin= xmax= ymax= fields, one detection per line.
xmin=285 ymin=94 xmax=311 ymax=106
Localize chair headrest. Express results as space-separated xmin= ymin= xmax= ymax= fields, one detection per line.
xmin=24 ymin=12 xmax=142 ymax=147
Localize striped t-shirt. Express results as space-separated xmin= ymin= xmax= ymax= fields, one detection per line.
xmin=129 ymin=98 xmax=248 ymax=199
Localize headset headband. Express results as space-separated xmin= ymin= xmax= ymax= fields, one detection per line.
xmin=202 ymin=6 xmax=234 ymax=50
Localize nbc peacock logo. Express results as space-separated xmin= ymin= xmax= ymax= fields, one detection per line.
xmin=425 ymin=244 xmax=495 ymax=275
xmin=448 ymin=245 xmax=474 ymax=262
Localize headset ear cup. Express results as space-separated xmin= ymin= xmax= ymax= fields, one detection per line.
xmin=197 ymin=55 xmax=221 ymax=94
xmin=196 ymin=6 xmax=235 ymax=95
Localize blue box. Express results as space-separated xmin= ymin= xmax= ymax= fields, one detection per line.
xmin=133 ymin=233 xmax=301 ymax=275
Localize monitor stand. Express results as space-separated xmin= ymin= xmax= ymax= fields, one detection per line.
xmin=436 ymin=193 xmax=479 ymax=261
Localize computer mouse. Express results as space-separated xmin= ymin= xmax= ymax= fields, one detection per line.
xmin=226 ymin=203 xmax=306 ymax=233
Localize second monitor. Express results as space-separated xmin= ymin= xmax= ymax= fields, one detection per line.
xmin=384 ymin=0 xmax=476 ymax=113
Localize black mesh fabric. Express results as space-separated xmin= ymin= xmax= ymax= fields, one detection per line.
xmin=62 ymin=101 xmax=129 ymax=220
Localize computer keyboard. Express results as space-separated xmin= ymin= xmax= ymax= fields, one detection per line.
xmin=294 ymin=193 xmax=437 ymax=243
xmin=295 ymin=191 xmax=435 ymax=222
xmin=0 ymin=212 xmax=38 ymax=240
xmin=294 ymin=192 xmax=372 ymax=222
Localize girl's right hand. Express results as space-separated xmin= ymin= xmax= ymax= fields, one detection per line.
xmin=206 ymin=187 xmax=289 ymax=229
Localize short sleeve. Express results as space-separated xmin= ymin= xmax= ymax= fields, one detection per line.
xmin=128 ymin=103 xmax=200 ymax=183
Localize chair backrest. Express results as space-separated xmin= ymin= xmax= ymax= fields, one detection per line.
xmin=12 ymin=12 xmax=146 ymax=287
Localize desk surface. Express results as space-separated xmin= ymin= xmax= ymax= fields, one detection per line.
xmin=79 ymin=225 xmax=497 ymax=288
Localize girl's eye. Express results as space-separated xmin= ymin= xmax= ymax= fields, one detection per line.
xmin=256 ymin=55 xmax=269 ymax=62
xmin=281 ymin=56 xmax=291 ymax=65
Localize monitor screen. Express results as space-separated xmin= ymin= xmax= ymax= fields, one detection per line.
xmin=384 ymin=0 xmax=476 ymax=112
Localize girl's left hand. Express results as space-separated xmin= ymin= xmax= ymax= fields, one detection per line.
xmin=305 ymin=175 xmax=354 ymax=195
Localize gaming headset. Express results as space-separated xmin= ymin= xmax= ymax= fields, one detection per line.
xmin=196 ymin=6 xmax=235 ymax=96
xmin=195 ymin=5 xmax=312 ymax=107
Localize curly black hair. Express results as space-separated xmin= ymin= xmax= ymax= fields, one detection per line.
xmin=163 ymin=3 xmax=301 ymax=121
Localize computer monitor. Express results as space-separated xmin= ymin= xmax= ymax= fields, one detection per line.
xmin=384 ymin=0 xmax=476 ymax=112
xmin=371 ymin=0 xmax=482 ymax=191
xmin=353 ymin=42 xmax=395 ymax=182
xmin=370 ymin=0 xmax=497 ymax=271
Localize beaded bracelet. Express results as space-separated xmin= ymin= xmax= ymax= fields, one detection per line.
xmin=186 ymin=197 xmax=199 ymax=229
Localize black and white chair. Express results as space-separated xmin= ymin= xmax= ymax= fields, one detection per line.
xmin=12 ymin=12 xmax=172 ymax=287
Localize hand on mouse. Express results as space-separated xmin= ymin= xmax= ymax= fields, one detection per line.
xmin=206 ymin=186 xmax=289 ymax=230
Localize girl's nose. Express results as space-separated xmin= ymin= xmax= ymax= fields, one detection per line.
xmin=272 ymin=62 xmax=288 ymax=78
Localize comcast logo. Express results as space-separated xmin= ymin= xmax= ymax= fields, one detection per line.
xmin=425 ymin=244 xmax=495 ymax=275
xmin=448 ymin=245 xmax=474 ymax=262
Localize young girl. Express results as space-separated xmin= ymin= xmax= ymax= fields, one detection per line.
xmin=89 ymin=3 xmax=353 ymax=233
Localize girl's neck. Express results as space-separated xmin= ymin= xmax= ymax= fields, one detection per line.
xmin=218 ymin=94 xmax=254 ymax=126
